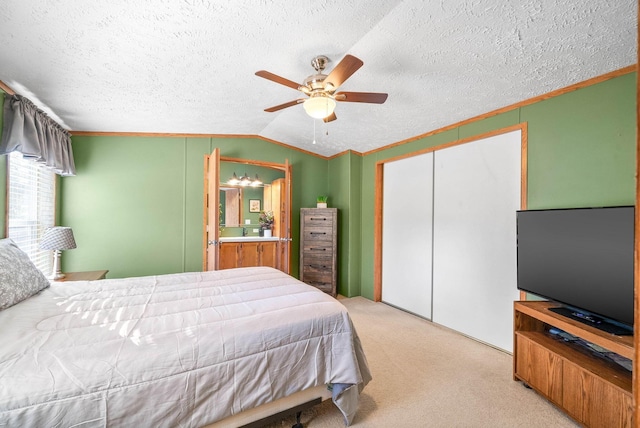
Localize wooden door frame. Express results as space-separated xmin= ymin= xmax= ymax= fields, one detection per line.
xmin=633 ymin=4 xmax=639 ymax=422
xmin=203 ymin=148 xmax=220 ymax=271
xmin=373 ymin=123 xmax=528 ymax=302
xmin=203 ymin=154 xmax=292 ymax=272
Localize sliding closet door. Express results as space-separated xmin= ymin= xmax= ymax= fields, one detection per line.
xmin=382 ymin=152 xmax=433 ymax=319
xmin=432 ymin=130 xmax=521 ymax=352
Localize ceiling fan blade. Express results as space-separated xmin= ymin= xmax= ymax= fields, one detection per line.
xmin=323 ymin=112 xmax=337 ymax=123
xmin=255 ymin=70 xmax=301 ymax=91
xmin=324 ymin=55 xmax=363 ymax=89
xmin=335 ymin=91 xmax=388 ymax=104
xmin=264 ymin=99 xmax=304 ymax=112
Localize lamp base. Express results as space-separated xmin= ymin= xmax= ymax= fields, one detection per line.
xmin=49 ymin=272 xmax=66 ymax=280
xmin=48 ymin=250 xmax=65 ymax=280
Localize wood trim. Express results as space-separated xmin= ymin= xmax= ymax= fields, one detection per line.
xmin=68 ymin=129 xmax=364 ymax=161
xmin=373 ymin=123 xmax=528 ymax=304
xmin=287 ymin=162 xmax=293 ymax=274
xmin=373 ymin=161 xmax=384 ymax=302
xmin=327 ymin=149 xmax=364 ymax=160
xmin=520 ymin=122 xmax=528 ymax=211
xmin=206 ymin=154 xmax=292 ymax=273
xmin=634 ymin=3 xmax=639 ymax=423
xmin=202 ymin=155 xmax=209 ymax=271
xmin=379 ymin=123 xmax=526 ymax=165
xmin=0 ymin=80 xmax=16 ymax=95
xmin=67 ymin=66 xmax=633 ymax=164
xmin=518 ymin=126 xmax=528 ymax=303
xmin=363 ymin=65 xmax=636 ymax=157
xmin=70 ymin=131 xmax=332 ymax=160
xmin=18 ymin=66 xmax=637 ymax=164
xmin=220 ymin=156 xmax=288 ymax=172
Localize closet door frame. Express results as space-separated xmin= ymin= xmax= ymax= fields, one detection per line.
xmin=373 ymin=123 xmax=528 ymax=302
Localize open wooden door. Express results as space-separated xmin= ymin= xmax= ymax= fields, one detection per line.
xmin=279 ymin=159 xmax=292 ymax=273
xmin=204 ymin=148 xmax=220 ymax=271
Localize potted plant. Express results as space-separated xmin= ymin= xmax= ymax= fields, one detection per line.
xmin=316 ymin=195 xmax=328 ymax=208
xmin=258 ymin=210 xmax=274 ymax=237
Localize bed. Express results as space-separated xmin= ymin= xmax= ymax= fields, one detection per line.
xmin=0 ymin=239 xmax=371 ymax=427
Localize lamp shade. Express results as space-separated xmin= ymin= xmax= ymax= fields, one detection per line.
xmin=40 ymin=227 xmax=77 ymax=251
xmin=303 ymin=95 xmax=336 ymax=119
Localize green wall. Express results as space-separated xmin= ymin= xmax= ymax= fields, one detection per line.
xmin=356 ymin=72 xmax=637 ymax=299
xmin=328 ymin=152 xmax=362 ymax=297
xmin=60 ymin=136 xmax=328 ymax=278
xmin=13 ymin=71 xmax=636 ymax=297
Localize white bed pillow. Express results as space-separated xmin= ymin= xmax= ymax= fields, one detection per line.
xmin=0 ymin=238 xmax=50 ymax=310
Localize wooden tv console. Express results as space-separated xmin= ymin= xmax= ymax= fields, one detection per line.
xmin=513 ymin=301 xmax=633 ymax=427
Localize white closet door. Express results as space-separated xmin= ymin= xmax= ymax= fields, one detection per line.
xmin=432 ymin=130 xmax=521 ymax=352
xmin=382 ymin=152 xmax=433 ymax=319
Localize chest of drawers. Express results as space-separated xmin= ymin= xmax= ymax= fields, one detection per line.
xmin=299 ymin=208 xmax=337 ymax=297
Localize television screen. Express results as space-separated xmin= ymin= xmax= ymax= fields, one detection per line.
xmin=516 ymin=206 xmax=634 ymax=328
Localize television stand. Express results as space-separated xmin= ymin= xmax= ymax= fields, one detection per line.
xmin=548 ymin=306 xmax=633 ymax=336
xmin=514 ymin=301 xmax=633 ymax=427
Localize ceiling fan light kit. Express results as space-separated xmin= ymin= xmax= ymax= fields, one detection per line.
xmin=256 ymin=54 xmax=388 ymax=123
xmin=303 ymin=94 xmax=336 ymax=119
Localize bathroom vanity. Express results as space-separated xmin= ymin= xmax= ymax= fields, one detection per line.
xmin=218 ymin=237 xmax=280 ymax=270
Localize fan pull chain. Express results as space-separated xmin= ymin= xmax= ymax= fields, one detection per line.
xmin=324 ymin=121 xmax=329 ymax=144
xmin=312 ymin=119 xmax=317 ymax=145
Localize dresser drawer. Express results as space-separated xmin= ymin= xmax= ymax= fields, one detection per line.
xmin=302 ymin=260 xmax=333 ymax=274
xmin=306 ymin=281 xmax=335 ymax=295
xmin=302 ymin=211 xmax=335 ymax=227
xmin=301 ymin=271 xmax=334 ymax=294
xmin=302 ymin=242 xmax=332 ymax=255
xmin=302 ymin=246 xmax=333 ymax=262
xmin=302 ymin=227 xmax=333 ymax=242
xmin=302 ymin=255 xmax=333 ymax=267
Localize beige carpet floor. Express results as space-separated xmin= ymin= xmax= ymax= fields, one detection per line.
xmin=265 ymin=296 xmax=578 ymax=428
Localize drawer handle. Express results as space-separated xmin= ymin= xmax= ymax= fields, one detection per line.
xmin=310 ymin=217 xmax=327 ymax=221
xmin=310 ymin=232 xmax=327 ymax=235
xmin=308 ymin=264 xmax=327 ymax=269
xmin=309 ymin=247 xmax=326 ymax=251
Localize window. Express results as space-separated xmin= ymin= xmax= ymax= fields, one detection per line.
xmin=7 ymin=151 xmax=56 ymax=274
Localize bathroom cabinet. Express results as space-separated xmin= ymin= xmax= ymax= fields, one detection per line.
xmin=219 ymin=240 xmax=277 ymax=270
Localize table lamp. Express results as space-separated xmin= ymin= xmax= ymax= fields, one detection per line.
xmin=40 ymin=226 xmax=77 ymax=280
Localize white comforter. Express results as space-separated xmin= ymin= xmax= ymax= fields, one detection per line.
xmin=0 ymin=267 xmax=371 ymax=427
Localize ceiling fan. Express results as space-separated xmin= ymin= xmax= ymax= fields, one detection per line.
xmin=255 ymin=54 xmax=388 ymax=122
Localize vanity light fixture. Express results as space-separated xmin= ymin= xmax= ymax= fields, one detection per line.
xmin=239 ymin=173 xmax=251 ymax=186
xmin=227 ymin=172 xmax=263 ymax=187
xmin=250 ymin=175 xmax=262 ymax=187
xmin=227 ymin=173 xmax=240 ymax=185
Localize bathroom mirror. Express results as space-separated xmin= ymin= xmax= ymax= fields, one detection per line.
xmin=219 ymin=161 xmax=285 ymax=228
xmin=219 ymin=187 xmax=242 ymax=226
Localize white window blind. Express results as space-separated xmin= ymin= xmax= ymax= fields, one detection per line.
xmin=7 ymin=151 xmax=56 ymax=274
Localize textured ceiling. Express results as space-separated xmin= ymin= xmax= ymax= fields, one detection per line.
xmin=0 ymin=1 xmax=636 ymax=157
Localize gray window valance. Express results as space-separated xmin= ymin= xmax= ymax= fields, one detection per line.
xmin=1 ymin=94 xmax=75 ymax=176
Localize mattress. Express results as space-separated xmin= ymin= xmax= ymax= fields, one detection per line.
xmin=0 ymin=267 xmax=371 ymax=427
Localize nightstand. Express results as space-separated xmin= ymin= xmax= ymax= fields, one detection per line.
xmin=54 ymin=270 xmax=109 ymax=282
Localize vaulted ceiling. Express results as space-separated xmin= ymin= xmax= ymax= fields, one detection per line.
xmin=0 ymin=1 xmax=636 ymax=157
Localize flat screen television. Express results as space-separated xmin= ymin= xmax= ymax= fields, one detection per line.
xmin=516 ymin=206 xmax=634 ymax=334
